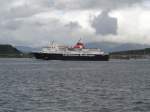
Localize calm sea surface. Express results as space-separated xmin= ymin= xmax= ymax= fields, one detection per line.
xmin=0 ymin=58 xmax=150 ymax=112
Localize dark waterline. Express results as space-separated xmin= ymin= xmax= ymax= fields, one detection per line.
xmin=0 ymin=58 xmax=150 ymax=112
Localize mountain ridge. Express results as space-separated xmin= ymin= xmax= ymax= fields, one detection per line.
xmin=15 ymin=42 xmax=150 ymax=53
xmin=85 ymin=42 xmax=150 ymax=52
xmin=0 ymin=45 xmax=22 ymax=57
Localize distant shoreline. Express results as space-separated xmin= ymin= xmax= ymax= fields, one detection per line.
xmin=0 ymin=44 xmax=32 ymax=58
xmin=0 ymin=44 xmax=150 ymax=59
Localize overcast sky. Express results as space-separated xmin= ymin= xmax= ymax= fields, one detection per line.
xmin=0 ymin=0 xmax=150 ymax=47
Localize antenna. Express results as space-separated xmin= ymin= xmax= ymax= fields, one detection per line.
xmin=78 ymin=38 xmax=82 ymax=43
xmin=51 ymin=40 xmax=54 ymax=45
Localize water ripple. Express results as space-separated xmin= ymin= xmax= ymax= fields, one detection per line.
xmin=0 ymin=58 xmax=150 ymax=112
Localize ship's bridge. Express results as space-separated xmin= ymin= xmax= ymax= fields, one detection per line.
xmin=41 ymin=42 xmax=68 ymax=53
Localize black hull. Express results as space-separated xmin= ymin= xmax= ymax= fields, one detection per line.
xmin=32 ymin=53 xmax=109 ymax=61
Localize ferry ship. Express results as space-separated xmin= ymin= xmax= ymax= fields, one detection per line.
xmin=32 ymin=40 xmax=109 ymax=61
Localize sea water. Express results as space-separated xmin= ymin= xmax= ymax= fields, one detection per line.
xmin=0 ymin=58 xmax=150 ymax=112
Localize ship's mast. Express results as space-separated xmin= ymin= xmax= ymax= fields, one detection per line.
xmin=78 ymin=38 xmax=81 ymax=42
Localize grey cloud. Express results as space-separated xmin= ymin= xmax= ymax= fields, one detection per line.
xmin=0 ymin=0 xmax=143 ymax=26
xmin=1 ymin=19 xmax=23 ymax=30
xmin=0 ymin=0 xmax=145 ymax=21
xmin=0 ymin=0 xmax=148 ymax=46
xmin=65 ymin=22 xmax=82 ymax=30
xmin=78 ymin=0 xmax=143 ymax=10
xmin=0 ymin=17 xmax=83 ymax=46
xmin=13 ymin=0 xmax=144 ymax=11
xmin=53 ymin=0 xmax=144 ymax=10
xmin=30 ymin=0 xmax=54 ymax=8
xmin=0 ymin=0 xmax=48 ymax=21
xmin=92 ymin=10 xmax=118 ymax=35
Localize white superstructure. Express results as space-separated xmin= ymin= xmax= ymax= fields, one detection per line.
xmin=40 ymin=41 xmax=106 ymax=55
